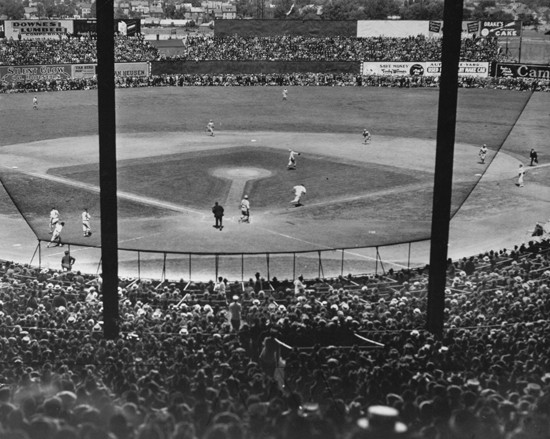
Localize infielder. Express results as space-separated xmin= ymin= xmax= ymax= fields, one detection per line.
xmin=287 ymin=149 xmax=301 ymax=170
xmin=362 ymin=129 xmax=371 ymax=145
xmin=206 ymin=119 xmax=215 ymax=136
xmin=82 ymin=208 xmax=92 ymax=237
xmin=290 ymin=184 xmax=307 ymax=206
xmin=479 ymin=144 xmax=488 ymax=164
xmin=49 ymin=207 xmax=60 ymax=233
xmin=239 ymin=195 xmax=250 ymax=223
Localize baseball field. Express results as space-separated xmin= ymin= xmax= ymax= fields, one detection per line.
xmin=0 ymin=86 xmax=549 ymax=279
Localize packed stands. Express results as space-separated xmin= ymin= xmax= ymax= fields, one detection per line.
xmin=1 ymin=73 xmax=548 ymax=93
xmin=0 ymin=237 xmax=548 ymax=438
xmin=0 ymin=35 xmax=509 ymax=65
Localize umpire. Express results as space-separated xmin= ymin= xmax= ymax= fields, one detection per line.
xmin=212 ymin=201 xmax=224 ymax=230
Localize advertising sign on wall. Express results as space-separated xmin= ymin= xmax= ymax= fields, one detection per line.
xmin=0 ymin=65 xmax=72 ymax=82
xmin=362 ymin=62 xmax=489 ymax=78
xmin=362 ymin=62 xmax=425 ymax=76
xmin=72 ymin=64 xmax=97 ymax=79
xmin=424 ymin=62 xmax=489 ymax=77
xmin=495 ymin=63 xmax=550 ymax=79
xmin=0 ymin=21 xmax=4 ymax=38
xmin=4 ymin=20 xmax=74 ymax=39
xmin=480 ymin=21 xmax=521 ymax=37
xmin=115 ymin=62 xmax=149 ymax=77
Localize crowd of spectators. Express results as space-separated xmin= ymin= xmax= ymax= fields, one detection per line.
xmin=1 ymin=73 xmax=549 ymax=93
xmin=0 ymin=35 xmax=510 ymax=65
xmin=0 ymin=237 xmax=548 ymax=438
xmin=0 ymin=36 xmax=159 ymax=65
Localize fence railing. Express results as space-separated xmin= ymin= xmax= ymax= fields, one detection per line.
xmin=31 ymin=238 xmax=430 ymax=282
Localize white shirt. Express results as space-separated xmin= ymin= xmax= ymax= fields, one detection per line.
xmin=82 ymin=211 xmax=90 ymax=222
xmin=50 ymin=209 xmax=59 ymax=220
xmin=293 ymin=185 xmax=306 ymax=196
xmin=53 ymin=223 xmax=63 ymax=235
xmin=241 ymin=199 xmax=250 ymax=210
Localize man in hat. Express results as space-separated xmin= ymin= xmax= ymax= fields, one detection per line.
xmin=479 ymin=144 xmax=488 ymax=164
xmin=287 ymin=149 xmax=301 ymax=170
xmin=290 ymin=184 xmax=306 ymax=206
xmin=212 ymin=201 xmax=224 ymax=230
xmin=239 ymin=195 xmax=250 ymax=223
xmin=206 ymin=119 xmax=215 ymax=136
xmin=49 ymin=207 xmax=60 ymax=233
xmin=82 ymin=208 xmax=92 ymax=237
xmin=47 ymin=222 xmax=65 ymax=247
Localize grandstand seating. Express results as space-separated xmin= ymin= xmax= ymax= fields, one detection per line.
xmin=0 ymin=238 xmax=547 ymax=438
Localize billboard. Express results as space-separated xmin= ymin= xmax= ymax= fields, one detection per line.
xmin=72 ymin=64 xmax=97 ymax=79
xmin=4 ymin=20 xmax=74 ymax=39
xmin=480 ymin=21 xmax=521 ymax=38
xmin=0 ymin=65 xmax=72 ymax=82
xmin=425 ymin=61 xmax=489 ymax=78
xmin=495 ymin=63 xmax=550 ymax=79
xmin=115 ymin=62 xmax=149 ymax=77
xmin=362 ymin=62 xmax=425 ymax=76
xmin=0 ymin=20 xmax=4 ymax=38
xmin=362 ymin=62 xmax=489 ymax=78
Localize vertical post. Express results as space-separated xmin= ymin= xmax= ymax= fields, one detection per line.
xmin=189 ymin=254 xmax=192 ymax=282
xmin=161 ymin=252 xmax=167 ymax=282
xmin=518 ymin=21 xmax=523 ymax=63
xmin=38 ymin=241 xmax=41 ymax=270
xmin=341 ymin=249 xmax=345 ymax=277
xmin=408 ymin=242 xmax=412 ymax=270
xmin=266 ymin=253 xmax=270 ymax=282
xmin=137 ymin=251 xmax=141 ymax=280
xmin=427 ymin=0 xmax=464 ymax=338
xmin=241 ymin=254 xmax=244 ymax=282
xmin=215 ymin=254 xmax=219 ymax=280
xmin=293 ymin=253 xmax=296 ymax=280
xmin=375 ymin=247 xmax=378 ymax=275
xmin=97 ymin=0 xmax=119 ymax=339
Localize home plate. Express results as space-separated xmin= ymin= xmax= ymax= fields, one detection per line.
xmin=475 ymin=173 xmax=482 ymax=176
xmin=12 ymin=244 xmax=21 ymax=247
xmin=12 ymin=166 xmax=18 ymax=169
xmin=369 ymin=231 xmax=376 ymax=234
xmin=251 ymin=139 xmax=257 ymax=142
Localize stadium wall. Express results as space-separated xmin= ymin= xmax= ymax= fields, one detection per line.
xmin=213 ymin=19 xmax=357 ymax=37
xmin=151 ymin=60 xmax=360 ymax=75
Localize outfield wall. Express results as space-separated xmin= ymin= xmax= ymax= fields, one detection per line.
xmin=151 ymin=60 xmax=360 ymax=75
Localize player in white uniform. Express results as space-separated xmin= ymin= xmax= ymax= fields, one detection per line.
xmin=49 ymin=207 xmax=60 ymax=233
xmin=290 ymin=184 xmax=307 ymax=206
xmin=47 ymin=222 xmax=65 ymax=247
xmin=206 ymin=119 xmax=215 ymax=136
xmin=82 ymin=208 xmax=91 ymax=237
xmin=362 ymin=129 xmax=371 ymax=144
xmin=239 ymin=195 xmax=250 ymax=223
xmin=282 ymin=88 xmax=288 ymax=100
xmin=479 ymin=144 xmax=488 ymax=164
xmin=33 ymin=96 xmax=38 ymax=110
xmin=287 ymin=149 xmax=301 ymax=170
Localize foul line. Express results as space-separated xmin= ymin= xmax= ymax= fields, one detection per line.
xmin=2 ymin=167 xmax=203 ymax=215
